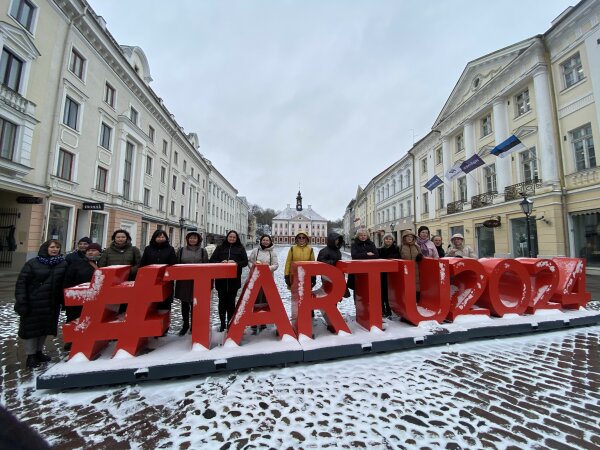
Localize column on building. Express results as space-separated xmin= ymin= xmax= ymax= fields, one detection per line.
xmin=427 ymin=151 xmax=436 ymax=219
xmin=532 ymin=65 xmax=560 ymax=186
xmin=113 ymin=130 xmax=128 ymax=195
xmin=492 ymin=97 xmax=511 ymax=195
xmin=441 ymin=136 xmax=453 ymax=207
xmin=463 ymin=120 xmax=478 ymax=200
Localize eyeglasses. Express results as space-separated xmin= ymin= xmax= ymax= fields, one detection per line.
xmin=297 ymin=236 xmax=307 ymax=240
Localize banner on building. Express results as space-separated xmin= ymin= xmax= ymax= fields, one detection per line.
xmin=460 ymin=154 xmax=485 ymax=174
xmin=445 ymin=160 xmax=464 ymax=181
xmin=424 ymin=175 xmax=443 ymax=191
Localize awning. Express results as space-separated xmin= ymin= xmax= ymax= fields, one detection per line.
xmin=570 ymin=209 xmax=600 ymax=217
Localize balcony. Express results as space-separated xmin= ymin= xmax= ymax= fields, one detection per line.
xmin=0 ymin=84 xmax=36 ymax=115
xmin=447 ymin=200 xmax=465 ymax=215
xmin=504 ymin=178 xmax=543 ymax=201
xmin=471 ymin=191 xmax=497 ymax=209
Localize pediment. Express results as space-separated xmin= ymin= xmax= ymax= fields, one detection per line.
xmin=434 ymin=38 xmax=537 ymax=128
xmin=0 ymin=21 xmax=41 ymax=60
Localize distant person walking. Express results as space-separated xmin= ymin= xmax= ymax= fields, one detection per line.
xmin=175 ymin=232 xmax=209 ymax=335
xmin=14 ymin=240 xmax=67 ymax=369
xmin=209 ymin=230 xmax=249 ymax=331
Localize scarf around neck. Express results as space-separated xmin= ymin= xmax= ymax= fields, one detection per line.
xmin=416 ymin=237 xmax=431 ymax=257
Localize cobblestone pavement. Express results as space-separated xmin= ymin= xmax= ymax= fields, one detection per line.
xmin=1 ymin=263 xmax=599 ymax=449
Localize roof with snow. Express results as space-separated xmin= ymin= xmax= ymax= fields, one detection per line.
xmin=273 ymin=205 xmax=327 ymax=222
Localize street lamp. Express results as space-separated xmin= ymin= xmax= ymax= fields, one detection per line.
xmin=390 ymin=222 xmax=396 ymax=242
xmin=519 ymin=193 xmax=533 ymax=257
xmin=179 ymin=217 xmax=186 ymax=248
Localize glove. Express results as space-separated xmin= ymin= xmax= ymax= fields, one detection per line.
xmin=284 ymin=275 xmax=291 ymax=287
xmin=415 ymin=254 xmax=423 ymax=263
xmin=311 ymin=276 xmax=317 ymax=288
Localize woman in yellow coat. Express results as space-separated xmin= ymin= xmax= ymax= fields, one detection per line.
xmin=284 ymin=231 xmax=315 ymax=289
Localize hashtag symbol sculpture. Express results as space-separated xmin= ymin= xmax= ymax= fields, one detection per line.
xmin=63 ymin=265 xmax=172 ymax=360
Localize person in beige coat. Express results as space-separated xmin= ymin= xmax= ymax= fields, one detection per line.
xmin=399 ymin=230 xmax=423 ymax=296
xmin=446 ymin=233 xmax=477 ymax=258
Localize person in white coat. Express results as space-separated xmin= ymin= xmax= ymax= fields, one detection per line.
xmin=446 ymin=233 xmax=477 ymax=258
xmin=248 ymin=234 xmax=279 ymax=332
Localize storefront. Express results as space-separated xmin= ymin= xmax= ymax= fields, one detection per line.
xmin=571 ymin=210 xmax=600 ymax=268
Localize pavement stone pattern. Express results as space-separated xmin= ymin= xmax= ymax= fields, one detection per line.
xmin=1 ymin=264 xmax=599 ymax=449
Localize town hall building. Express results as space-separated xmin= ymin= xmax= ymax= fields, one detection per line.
xmin=272 ymin=192 xmax=328 ymax=245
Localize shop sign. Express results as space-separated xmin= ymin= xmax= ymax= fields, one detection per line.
xmin=82 ymin=202 xmax=104 ymax=210
xmin=483 ymin=219 xmax=501 ymax=228
xmin=16 ymin=196 xmax=43 ymax=204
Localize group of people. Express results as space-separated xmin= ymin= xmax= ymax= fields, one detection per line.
xmin=14 ymin=224 xmax=476 ymax=369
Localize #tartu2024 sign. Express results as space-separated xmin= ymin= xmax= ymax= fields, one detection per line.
xmin=62 ymin=257 xmax=590 ymax=361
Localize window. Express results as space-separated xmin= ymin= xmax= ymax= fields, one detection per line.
xmin=130 ymin=106 xmax=138 ymax=125
xmin=69 ymin=48 xmax=85 ymax=79
xmin=571 ymin=123 xmax=595 ymax=171
xmin=180 ymin=205 xmax=184 ymax=217
xmin=0 ymin=117 xmax=17 ymax=160
xmin=423 ymin=192 xmax=429 ymax=214
xmin=421 ymin=158 xmax=427 ymax=174
xmin=143 ymin=188 xmax=150 ymax=207
xmin=520 ymin=147 xmax=538 ymax=182
xmin=456 ymin=134 xmax=464 ymax=153
xmin=438 ymin=186 xmax=444 ymax=209
xmin=162 ymin=139 xmax=168 ymax=155
xmin=515 ymin=89 xmax=530 ymax=116
xmin=181 ymin=181 xmax=186 ymax=195
xmin=145 ymin=155 xmax=153 ymax=175
xmin=10 ymin=0 xmax=36 ymax=32
xmin=170 ymin=200 xmax=175 ymax=216
xmin=1 ymin=48 xmax=23 ymax=91
xmin=140 ymin=222 xmax=149 ymax=249
xmin=160 ymin=166 xmax=166 ymax=183
xmin=103 ymin=82 xmax=115 ymax=107
xmin=485 ymin=164 xmax=497 ymax=193
xmin=158 ymin=195 xmax=165 ymax=212
xmin=481 ymin=114 xmax=492 ymax=137
xmin=95 ymin=166 xmax=107 ymax=192
xmin=57 ymin=148 xmax=74 ymax=180
xmin=562 ymin=53 xmax=584 ymax=89
xmin=123 ymin=142 xmax=134 ymax=200
xmin=148 ymin=125 xmax=155 ymax=142
xmin=183 ymin=160 xmax=187 ymax=172
xmin=99 ymin=122 xmax=112 ymax=150
xmin=435 ymin=148 xmax=443 ymax=165
xmin=174 ymin=151 xmax=178 ymax=165
xmin=458 ymin=177 xmax=467 ymax=202
xmin=172 ymin=175 xmax=177 ymax=190
xmin=63 ymin=96 xmax=80 ymax=130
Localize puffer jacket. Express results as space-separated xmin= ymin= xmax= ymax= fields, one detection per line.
xmin=139 ymin=241 xmax=177 ymax=267
xmin=14 ymin=242 xmax=67 ymax=339
xmin=317 ymin=232 xmax=343 ymax=266
xmin=209 ymin=242 xmax=249 ymax=291
xmin=98 ymin=241 xmax=142 ymax=279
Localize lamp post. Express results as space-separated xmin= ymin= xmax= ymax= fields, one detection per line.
xmin=390 ymin=222 xmax=396 ymax=242
xmin=519 ymin=193 xmax=533 ymax=257
xmin=179 ymin=217 xmax=185 ymax=248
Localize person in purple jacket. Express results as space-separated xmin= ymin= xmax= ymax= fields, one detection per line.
xmin=416 ymin=226 xmax=439 ymax=259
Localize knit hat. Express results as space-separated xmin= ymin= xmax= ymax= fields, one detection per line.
xmin=86 ymin=243 xmax=102 ymax=252
xmin=78 ymin=237 xmax=92 ymax=244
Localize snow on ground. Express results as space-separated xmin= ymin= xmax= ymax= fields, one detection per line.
xmin=2 ymin=245 xmax=600 ymax=449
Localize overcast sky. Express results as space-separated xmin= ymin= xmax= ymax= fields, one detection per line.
xmin=91 ymin=0 xmax=574 ymax=220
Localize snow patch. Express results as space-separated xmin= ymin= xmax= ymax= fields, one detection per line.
xmin=113 ymin=349 xmax=134 ymax=359
xmin=223 ymin=338 xmax=239 ymax=348
xmin=191 ymin=342 xmax=208 ymax=352
xmin=67 ymin=352 xmax=89 ymax=363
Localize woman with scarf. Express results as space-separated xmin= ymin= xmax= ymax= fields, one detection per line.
xmin=378 ymin=233 xmax=400 ymax=318
xmin=175 ymin=231 xmax=209 ymax=335
xmin=248 ymin=234 xmax=279 ymax=332
xmin=416 ymin=226 xmax=439 ymax=259
xmin=139 ymin=230 xmax=178 ymax=312
xmin=14 ymin=240 xmax=68 ymax=369
xmin=209 ymin=230 xmax=249 ymax=331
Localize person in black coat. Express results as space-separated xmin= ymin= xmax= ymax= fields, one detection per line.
xmin=65 ymin=236 xmax=91 ymax=265
xmin=348 ymin=228 xmax=379 ymax=294
xmin=140 ymin=230 xmax=177 ymax=311
xmin=378 ymin=233 xmax=400 ymax=318
xmin=63 ymin=243 xmax=102 ymax=323
xmin=432 ymin=235 xmax=446 ymax=258
xmin=317 ymin=231 xmax=350 ymax=304
xmin=209 ymin=230 xmax=249 ymax=331
xmin=14 ymin=240 xmax=67 ymax=369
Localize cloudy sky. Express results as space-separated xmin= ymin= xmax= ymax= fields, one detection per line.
xmin=92 ymin=0 xmax=574 ymax=220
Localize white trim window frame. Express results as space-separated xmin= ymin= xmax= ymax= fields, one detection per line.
xmin=95 ymin=166 xmax=108 ymax=192
xmin=9 ymin=0 xmax=37 ymax=34
xmin=480 ymin=113 xmax=492 ymax=137
xmin=68 ymin=47 xmax=85 ymax=81
xmin=515 ymin=89 xmax=530 ymax=117
xmin=570 ymin=123 xmax=596 ymax=171
xmin=104 ymin=82 xmax=116 ymax=108
xmin=520 ymin=147 xmax=539 ymax=182
xmin=62 ymin=95 xmax=80 ymax=131
xmin=99 ymin=122 xmax=112 ymax=150
xmin=1 ymin=47 xmax=24 ymax=92
xmin=484 ymin=163 xmax=497 ymax=193
xmin=561 ymin=52 xmax=584 ymax=89
xmin=56 ymin=147 xmax=74 ymax=181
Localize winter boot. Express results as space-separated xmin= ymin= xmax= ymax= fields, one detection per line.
xmin=36 ymin=351 xmax=51 ymax=363
xmin=178 ymin=323 xmax=189 ymax=336
xmin=25 ymin=354 xmax=40 ymax=369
